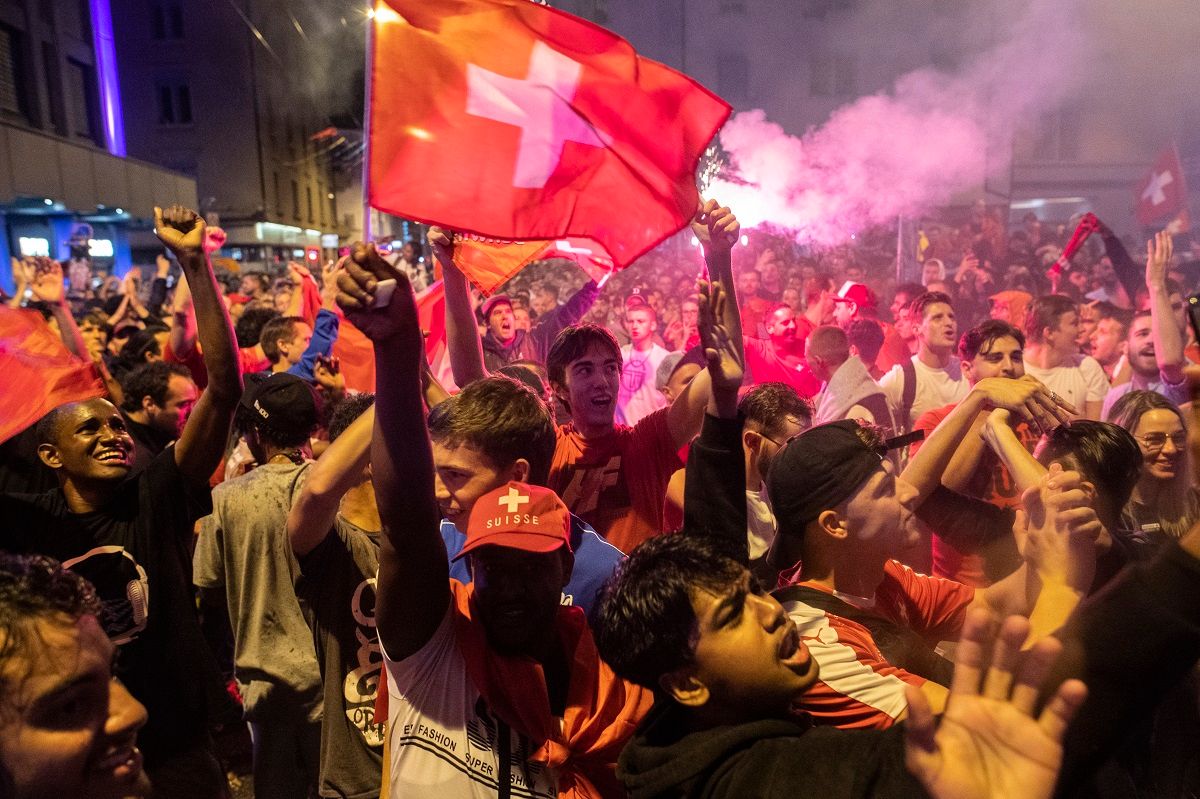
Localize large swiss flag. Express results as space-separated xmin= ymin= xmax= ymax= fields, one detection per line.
xmin=367 ymin=0 xmax=730 ymax=270
xmin=1135 ymin=146 xmax=1189 ymax=228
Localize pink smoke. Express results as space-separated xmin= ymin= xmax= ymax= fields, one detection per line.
xmin=708 ymin=0 xmax=1090 ymax=245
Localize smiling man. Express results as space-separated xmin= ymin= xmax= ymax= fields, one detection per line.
xmin=1102 ymin=232 xmax=1188 ymax=417
xmin=0 ymin=554 xmax=151 ymax=799
xmin=0 ymin=205 xmax=240 ymax=799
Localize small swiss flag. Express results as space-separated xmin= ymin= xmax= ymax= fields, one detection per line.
xmin=366 ymin=0 xmax=730 ymax=270
xmin=1135 ymin=146 xmax=1189 ymax=227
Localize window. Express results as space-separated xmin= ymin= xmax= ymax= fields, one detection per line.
xmin=717 ymin=54 xmax=749 ymax=103
xmin=273 ymin=172 xmax=282 ymax=215
xmin=0 ymin=24 xmax=30 ymax=122
xmin=42 ymin=43 xmax=66 ymax=135
xmin=291 ymin=180 xmax=300 ymax=220
xmin=66 ymin=58 xmax=99 ymax=142
xmin=306 ymin=185 xmax=314 ymax=223
xmin=176 ymin=84 xmax=192 ymax=123
xmin=156 ymin=81 xmax=192 ymax=126
xmin=150 ymin=1 xmax=183 ymax=40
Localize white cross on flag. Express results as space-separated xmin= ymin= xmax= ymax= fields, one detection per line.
xmin=366 ymin=0 xmax=730 ymax=271
xmin=1135 ymin=146 xmax=1190 ymax=228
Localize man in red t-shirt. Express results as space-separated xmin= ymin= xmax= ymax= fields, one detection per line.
xmin=544 ymin=203 xmax=744 ymax=553
xmin=744 ymin=303 xmax=822 ymax=398
xmin=909 ymin=319 xmax=1038 ymax=586
xmin=438 ymin=201 xmax=743 ymax=554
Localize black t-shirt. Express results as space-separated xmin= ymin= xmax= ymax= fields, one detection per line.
xmin=0 ymin=426 xmax=57 ymax=495
xmin=0 ymin=446 xmax=223 ymax=765
xmin=296 ymin=517 xmax=384 ymax=799
xmin=121 ymin=413 xmax=175 ymax=475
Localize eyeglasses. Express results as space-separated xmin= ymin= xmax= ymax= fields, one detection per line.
xmin=1136 ymin=432 xmax=1187 ymax=452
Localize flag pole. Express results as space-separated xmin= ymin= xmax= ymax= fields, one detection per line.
xmin=361 ymin=1 xmax=376 ymax=243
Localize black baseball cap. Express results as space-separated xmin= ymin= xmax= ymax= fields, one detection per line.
xmin=764 ymin=420 xmax=887 ymax=570
xmin=239 ymin=372 xmax=321 ymax=438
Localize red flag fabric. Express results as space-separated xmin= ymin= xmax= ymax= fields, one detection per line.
xmin=367 ymin=0 xmax=730 ymax=270
xmin=451 ymin=234 xmax=615 ymax=296
xmin=330 ymin=314 xmax=377 ymax=394
xmin=1136 ymin=146 xmax=1189 ymax=227
xmin=452 ymin=235 xmax=548 ymax=296
xmin=415 ymin=280 xmax=457 ymax=390
xmin=0 ymin=306 xmax=105 ymax=443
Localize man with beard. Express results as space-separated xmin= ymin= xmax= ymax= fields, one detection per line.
xmin=743 ymin=303 xmax=822 ymax=398
xmin=1102 ymin=232 xmax=1187 ymax=416
xmin=880 ymin=292 xmax=969 ymax=431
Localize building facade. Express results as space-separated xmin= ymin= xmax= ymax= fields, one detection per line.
xmin=0 ymin=0 xmax=195 ymax=293
xmin=109 ymin=0 xmax=345 ymax=272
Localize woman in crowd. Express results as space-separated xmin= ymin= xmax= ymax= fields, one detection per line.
xmin=1108 ymin=389 xmax=1199 ymax=541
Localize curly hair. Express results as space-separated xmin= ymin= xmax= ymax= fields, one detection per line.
xmin=594 ymin=534 xmax=746 ymax=689
xmin=0 ymin=554 xmax=102 ymax=694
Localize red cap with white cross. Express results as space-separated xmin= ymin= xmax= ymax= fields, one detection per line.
xmin=454 ymin=482 xmax=571 ymax=561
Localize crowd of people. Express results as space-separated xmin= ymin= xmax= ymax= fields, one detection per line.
xmin=3 ymin=192 xmax=1200 ymax=799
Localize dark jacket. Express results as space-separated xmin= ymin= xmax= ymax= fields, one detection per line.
xmin=618 ymin=700 xmax=924 ymax=799
xmin=481 ymin=280 xmax=600 ymax=371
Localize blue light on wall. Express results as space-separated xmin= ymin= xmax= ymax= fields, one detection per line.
xmin=89 ymin=0 xmax=127 ymax=157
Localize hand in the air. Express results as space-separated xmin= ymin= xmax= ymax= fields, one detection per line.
xmin=905 ymin=609 xmax=1087 ymax=799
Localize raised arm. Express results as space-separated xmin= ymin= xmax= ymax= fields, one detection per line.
xmin=1145 ymin=231 xmax=1184 ymax=384
xmin=666 ymin=201 xmax=741 ymax=449
xmin=166 ymin=270 xmax=197 ymax=358
xmin=157 ymin=205 xmax=242 ymax=484
xmin=289 ymin=404 xmax=375 ymax=557
xmin=432 ymin=227 xmax=488 ymax=386
xmin=26 ymin=259 xmax=88 ymax=360
xmin=979 ymin=409 xmax=1046 ymax=496
xmin=682 ymin=280 xmax=749 ymax=562
xmin=336 ymin=244 xmax=449 ymax=661
xmin=1098 ymin=221 xmax=1142 ymax=303
xmin=973 ymin=466 xmax=1099 ymax=645
xmin=528 ymin=278 xmax=600 ymax=352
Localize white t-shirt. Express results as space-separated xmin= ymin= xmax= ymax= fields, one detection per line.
xmin=383 ymin=605 xmax=558 ymax=799
xmin=617 ymin=343 xmax=671 ymax=426
xmin=880 ymin=355 xmax=970 ymax=429
xmin=1024 ymin=355 xmax=1109 ymax=417
xmin=746 ymin=489 xmax=777 ymax=560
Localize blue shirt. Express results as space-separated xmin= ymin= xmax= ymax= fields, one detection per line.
xmin=440 ymin=514 xmax=624 ymax=623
